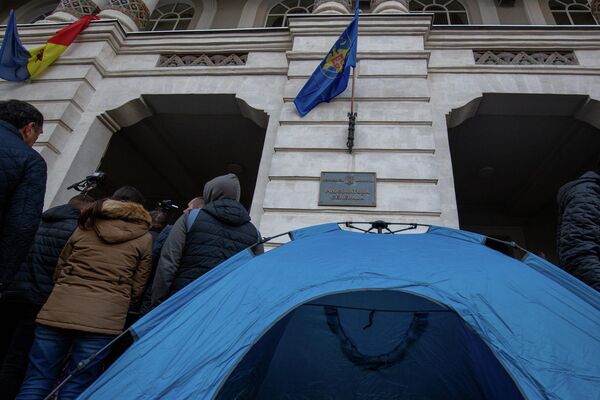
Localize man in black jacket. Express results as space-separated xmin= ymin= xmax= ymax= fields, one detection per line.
xmin=150 ymin=174 xmax=263 ymax=307
xmin=0 ymin=100 xmax=47 ymax=294
xmin=0 ymin=194 xmax=93 ymax=399
xmin=557 ymin=163 xmax=600 ymax=292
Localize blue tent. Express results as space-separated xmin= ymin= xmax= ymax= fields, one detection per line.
xmin=80 ymin=224 xmax=600 ymax=399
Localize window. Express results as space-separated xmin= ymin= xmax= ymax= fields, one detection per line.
xmin=409 ymin=0 xmax=468 ymax=25
xmin=30 ymin=11 xmax=53 ymax=23
xmin=549 ymin=0 xmax=598 ymax=25
xmin=265 ymin=0 xmax=314 ymax=27
xmin=146 ymin=2 xmax=195 ymax=31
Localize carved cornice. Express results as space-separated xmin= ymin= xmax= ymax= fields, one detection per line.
xmin=158 ymin=54 xmax=248 ymax=67
xmin=427 ymin=28 xmax=600 ymax=49
xmin=474 ymin=50 xmax=577 ymax=65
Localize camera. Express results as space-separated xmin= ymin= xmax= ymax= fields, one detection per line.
xmin=67 ymin=171 xmax=106 ymax=194
xmin=157 ymin=200 xmax=179 ymax=212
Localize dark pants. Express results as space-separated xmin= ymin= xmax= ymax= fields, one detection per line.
xmin=16 ymin=325 xmax=114 ymax=400
xmin=0 ymin=302 xmax=40 ymax=400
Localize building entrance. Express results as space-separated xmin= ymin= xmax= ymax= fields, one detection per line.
xmin=447 ymin=94 xmax=600 ymax=263
xmin=92 ymin=94 xmax=268 ymax=218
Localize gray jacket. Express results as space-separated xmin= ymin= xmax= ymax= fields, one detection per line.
xmin=150 ymin=174 xmax=263 ymax=307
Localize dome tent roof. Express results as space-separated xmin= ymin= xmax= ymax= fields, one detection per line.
xmin=80 ymin=224 xmax=600 ymax=399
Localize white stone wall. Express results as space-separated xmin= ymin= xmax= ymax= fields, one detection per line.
xmin=0 ymin=15 xmax=599 ymax=244
xmin=264 ymin=16 xmax=443 ymax=242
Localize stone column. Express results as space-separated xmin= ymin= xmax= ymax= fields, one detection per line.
xmin=371 ymin=0 xmax=409 ymax=13
xmin=313 ymin=0 xmax=352 ymax=14
xmin=45 ymin=0 xmax=107 ymax=23
xmin=97 ymin=0 xmax=158 ymax=31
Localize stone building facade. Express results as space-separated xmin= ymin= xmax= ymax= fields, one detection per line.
xmin=1 ymin=0 xmax=599 ymax=256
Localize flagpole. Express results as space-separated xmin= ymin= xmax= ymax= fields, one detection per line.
xmin=347 ymin=66 xmax=357 ymax=154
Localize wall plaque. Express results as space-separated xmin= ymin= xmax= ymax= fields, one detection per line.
xmin=319 ymin=172 xmax=376 ymax=207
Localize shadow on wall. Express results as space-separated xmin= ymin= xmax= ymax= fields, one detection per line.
xmin=447 ymin=93 xmax=600 ymax=263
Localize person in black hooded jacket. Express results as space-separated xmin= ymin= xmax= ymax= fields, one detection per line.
xmin=0 ymin=194 xmax=93 ymax=399
xmin=0 ymin=100 xmax=47 ymax=294
xmin=150 ymin=174 xmax=263 ymax=308
xmin=557 ymin=164 xmax=600 ymax=292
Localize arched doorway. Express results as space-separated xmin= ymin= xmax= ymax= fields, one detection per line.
xmin=92 ymin=94 xmax=268 ymax=216
xmin=216 ymin=290 xmax=523 ymax=399
xmin=447 ymin=94 xmax=600 ymax=262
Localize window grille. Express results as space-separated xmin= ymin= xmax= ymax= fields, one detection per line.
xmin=265 ymin=0 xmax=314 ymax=27
xmin=147 ymin=2 xmax=195 ymax=31
xmin=409 ymin=0 xmax=469 ymax=24
xmin=549 ymin=0 xmax=598 ymax=25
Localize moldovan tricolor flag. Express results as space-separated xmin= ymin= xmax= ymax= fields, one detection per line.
xmin=0 ymin=10 xmax=97 ymax=81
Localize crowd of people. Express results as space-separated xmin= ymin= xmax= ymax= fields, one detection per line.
xmin=0 ymin=100 xmax=263 ymax=399
xmin=0 ymin=98 xmax=598 ymax=398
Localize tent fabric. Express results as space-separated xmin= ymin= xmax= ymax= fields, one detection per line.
xmin=216 ymin=291 xmax=524 ymax=400
xmin=80 ymin=224 xmax=600 ymax=400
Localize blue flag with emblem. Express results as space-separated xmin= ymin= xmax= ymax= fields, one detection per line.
xmin=294 ymin=3 xmax=358 ymax=116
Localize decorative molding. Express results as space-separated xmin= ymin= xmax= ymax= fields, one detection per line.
xmin=157 ymin=53 xmax=249 ymax=67
xmin=473 ymin=50 xmax=578 ymax=65
xmin=103 ymin=0 xmax=150 ymax=29
xmin=55 ymin=0 xmax=100 ymax=18
xmin=429 ymin=66 xmax=600 ymax=75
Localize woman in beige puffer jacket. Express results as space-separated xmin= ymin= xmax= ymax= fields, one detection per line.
xmin=17 ymin=186 xmax=152 ymax=400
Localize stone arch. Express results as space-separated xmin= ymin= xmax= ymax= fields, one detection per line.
xmin=91 ymin=95 xmax=268 ymax=210
xmin=50 ymin=72 xmax=285 ymax=227
xmin=55 ymin=94 xmax=270 ymax=216
xmin=426 ymin=71 xmax=600 ymax=229
xmin=445 ymin=93 xmax=600 ymax=262
xmin=446 ymin=94 xmax=600 ymax=131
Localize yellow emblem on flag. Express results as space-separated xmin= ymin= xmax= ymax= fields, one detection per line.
xmin=320 ymin=34 xmax=352 ymax=80
xmin=322 ymin=47 xmax=349 ymax=74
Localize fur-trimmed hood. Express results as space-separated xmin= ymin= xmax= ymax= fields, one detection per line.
xmin=94 ymin=200 xmax=151 ymax=244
